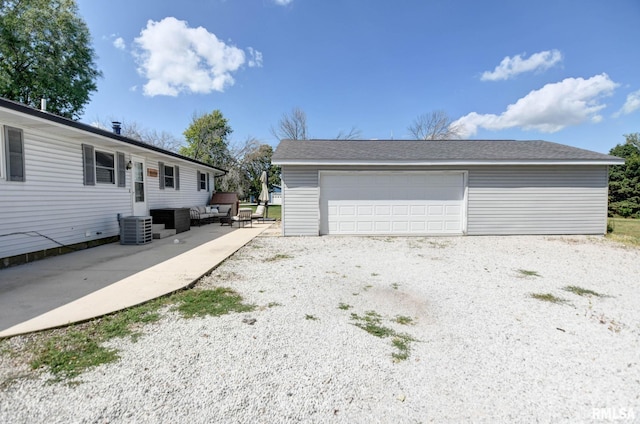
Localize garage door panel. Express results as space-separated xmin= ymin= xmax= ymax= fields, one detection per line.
xmin=321 ymin=172 xmax=465 ymax=235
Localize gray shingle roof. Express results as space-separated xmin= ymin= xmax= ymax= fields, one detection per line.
xmin=272 ymin=139 xmax=623 ymax=164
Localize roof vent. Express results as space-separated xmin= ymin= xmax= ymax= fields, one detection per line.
xmin=112 ymin=121 xmax=122 ymax=135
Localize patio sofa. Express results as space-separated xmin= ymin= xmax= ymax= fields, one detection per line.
xmin=189 ymin=204 xmax=233 ymax=226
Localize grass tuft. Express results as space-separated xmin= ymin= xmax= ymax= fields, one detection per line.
xmin=171 ymin=288 xmax=255 ymax=318
xmin=529 ymin=292 xmax=566 ymax=304
xmin=393 ymin=315 xmax=414 ymax=325
xmin=264 ymin=253 xmax=292 ymax=262
xmin=563 ymin=285 xmax=606 ymax=298
xmin=338 ymin=303 xmax=352 ymax=310
xmin=518 ymin=269 xmax=541 ymax=277
xmin=305 ymin=314 xmax=318 ymax=321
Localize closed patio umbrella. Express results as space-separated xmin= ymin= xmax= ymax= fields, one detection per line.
xmin=258 ymin=170 xmax=269 ymax=218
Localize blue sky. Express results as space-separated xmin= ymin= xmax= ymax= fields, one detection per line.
xmin=75 ymin=0 xmax=640 ymax=154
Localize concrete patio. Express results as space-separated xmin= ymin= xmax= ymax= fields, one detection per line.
xmin=0 ymin=221 xmax=277 ymax=338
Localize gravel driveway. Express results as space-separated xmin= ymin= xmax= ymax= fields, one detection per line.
xmin=1 ymin=234 xmax=639 ymax=423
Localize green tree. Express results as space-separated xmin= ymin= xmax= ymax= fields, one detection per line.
xmin=180 ymin=110 xmax=233 ymax=169
xmin=0 ymin=0 xmax=101 ymax=118
xmin=241 ymin=143 xmax=280 ymax=200
xmin=608 ymin=133 xmax=640 ymax=218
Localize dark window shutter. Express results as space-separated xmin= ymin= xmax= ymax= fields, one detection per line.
xmin=207 ymin=172 xmax=210 ymax=192
xmin=5 ymin=127 xmax=25 ymax=182
xmin=82 ymin=144 xmax=95 ymax=186
xmin=197 ymin=170 xmax=201 ymax=191
xmin=117 ymin=152 xmax=126 ymax=187
xmin=158 ymin=162 xmax=164 ymax=189
xmin=175 ymin=165 xmax=180 ymax=190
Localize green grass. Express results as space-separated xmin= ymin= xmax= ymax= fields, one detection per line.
xmin=563 ymin=285 xmax=607 ymax=298
xmin=171 ymin=287 xmax=255 ymax=318
xmin=10 ymin=287 xmax=254 ymax=382
xmin=529 ymin=292 xmax=566 ymax=304
xmin=350 ymin=310 xmax=417 ymax=362
xmin=518 ymin=269 xmax=541 ymax=277
xmin=607 ymin=217 xmax=640 ymax=246
xmin=393 ymin=315 xmax=414 ymax=325
xmin=240 ymin=203 xmax=281 ymax=221
xmin=338 ymin=303 xmax=352 ymax=310
xmin=305 ymin=314 xmax=318 ymax=321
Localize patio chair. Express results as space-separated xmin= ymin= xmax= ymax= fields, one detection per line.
xmin=231 ymin=208 xmax=253 ymax=228
xmin=251 ymin=205 xmax=266 ymax=222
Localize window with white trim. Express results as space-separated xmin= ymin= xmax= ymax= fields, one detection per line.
xmin=82 ymin=144 xmax=125 ymax=186
xmin=3 ymin=126 xmax=25 ymax=182
xmin=95 ymin=150 xmax=115 ymax=184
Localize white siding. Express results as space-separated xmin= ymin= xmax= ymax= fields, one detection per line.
xmin=0 ymin=128 xmax=130 ymax=259
xmin=467 ymin=165 xmax=609 ymax=235
xmin=146 ymin=162 xmax=213 ymax=210
xmin=1 ymin=124 xmax=217 ymax=260
xmin=281 ymin=166 xmax=319 ymax=236
xmin=280 ymin=165 xmax=610 ymax=236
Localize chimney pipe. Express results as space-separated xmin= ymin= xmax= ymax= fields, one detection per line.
xmin=112 ymin=121 xmax=122 ymax=135
xmin=40 ymin=98 xmax=47 ymax=112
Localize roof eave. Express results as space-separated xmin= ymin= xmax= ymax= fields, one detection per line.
xmin=273 ymin=159 xmax=625 ymax=166
xmin=0 ymin=97 xmax=228 ymax=175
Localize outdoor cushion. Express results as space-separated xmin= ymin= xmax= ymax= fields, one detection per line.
xmin=217 ymin=205 xmax=231 ymax=214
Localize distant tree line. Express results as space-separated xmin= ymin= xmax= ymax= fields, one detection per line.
xmin=609 ymin=133 xmax=640 ymax=218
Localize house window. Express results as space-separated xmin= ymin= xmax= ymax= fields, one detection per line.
xmin=158 ymin=162 xmax=179 ymax=190
xmin=198 ymin=171 xmax=207 ymax=191
xmin=4 ymin=126 xmax=25 ymax=182
xmin=164 ymin=165 xmax=174 ymax=188
xmin=95 ymin=150 xmax=115 ymax=184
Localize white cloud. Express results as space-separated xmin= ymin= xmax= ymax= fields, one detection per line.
xmin=247 ymin=47 xmax=263 ymax=68
xmin=614 ymin=89 xmax=640 ymax=117
xmin=113 ymin=37 xmax=126 ymax=50
xmin=274 ymin=0 xmax=294 ymax=5
xmin=454 ymin=73 xmax=619 ymax=137
xmin=133 ymin=17 xmax=253 ymax=97
xmin=481 ymin=50 xmax=563 ymax=81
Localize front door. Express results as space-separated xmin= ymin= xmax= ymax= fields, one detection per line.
xmin=132 ymin=156 xmax=148 ymax=216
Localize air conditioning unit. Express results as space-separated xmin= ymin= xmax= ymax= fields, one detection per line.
xmin=120 ymin=216 xmax=153 ymax=245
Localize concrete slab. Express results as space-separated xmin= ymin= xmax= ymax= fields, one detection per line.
xmin=0 ymin=222 xmax=273 ymax=338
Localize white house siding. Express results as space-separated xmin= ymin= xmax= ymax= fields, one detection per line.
xmin=466 ymin=165 xmax=609 ymax=235
xmin=1 ymin=124 xmax=218 ymax=261
xmin=280 ymin=166 xmax=320 ymax=236
xmin=0 ymin=128 xmax=131 ymax=259
xmin=145 ymin=161 xmax=214 ymax=210
xmin=279 ymin=165 xmax=610 ymax=236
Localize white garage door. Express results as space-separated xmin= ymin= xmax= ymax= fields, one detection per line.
xmin=320 ymin=172 xmax=466 ymax=235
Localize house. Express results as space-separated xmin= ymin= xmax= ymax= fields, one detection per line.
xmin=271 ymin=139 xmax=624 ymax=236
xmin=0 ymin=97 xmax=226 ymax=267
xmin=270 ymin=185 xmax=282 ymax=205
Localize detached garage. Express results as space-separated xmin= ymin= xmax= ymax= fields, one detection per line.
xmin=272 ymin=139 xmax=624 ymax=236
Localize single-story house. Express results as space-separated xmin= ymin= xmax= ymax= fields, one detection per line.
xmin=272 ymin=139 xmax=624 ymax=236
xmin=0 ymin=97 xmax=226 ymax=267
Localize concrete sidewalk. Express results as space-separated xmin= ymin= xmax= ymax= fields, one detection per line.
xmin=0 ymin=222 xmax=275 ymax=338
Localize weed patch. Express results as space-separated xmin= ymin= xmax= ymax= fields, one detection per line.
xmin=393 ymin=315 xmax=414 ymax=325
xmin=264 ymin=253 xmax=292 ymax=262
xmin=338 ymin=303 xmax=352 ymax=310
xmin=529 ymin=292 xmax=566 ymax=304
xmin=563 ymin=286 xmax=607 ymax=298
xmin=171 ymin=288 xmax=255 ymax=318
xmin=518 ymin=269 xmax=541 ymax=277
xmin=350 ymin=310 xmax=417 ymax=362
xmin=15 ymin=287 xmax=253 ymax=383
xmin=305 ymin=314 xmax=318 ymax=321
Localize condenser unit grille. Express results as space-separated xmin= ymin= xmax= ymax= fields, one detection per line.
xmin=120 ymin=216 xmax=153 ymax=245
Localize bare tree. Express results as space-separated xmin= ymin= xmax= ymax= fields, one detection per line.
xmin=271 ymin=107 xmax=308 ymax=140
xmin=408 ymin=110 xmax=462 ymax=140
xmin=335 ymin=126 xmax=362 ymax=140
xmin=93 ymin=118 xmax=183 ymax=152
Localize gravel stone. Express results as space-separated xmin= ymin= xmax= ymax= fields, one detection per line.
xmin=1 ymin=235 xmax=639 ymax=423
